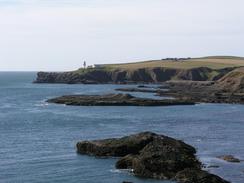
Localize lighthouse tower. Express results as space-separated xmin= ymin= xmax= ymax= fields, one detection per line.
xmin=83 ymin=61 xmax=86 ymax=69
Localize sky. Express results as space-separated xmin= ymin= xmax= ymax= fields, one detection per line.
xmin=0 ymin=0 xmax=243 ymax=71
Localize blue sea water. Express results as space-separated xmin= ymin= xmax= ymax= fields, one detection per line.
xmin=0 ymin=72 xmax=243 ymax=183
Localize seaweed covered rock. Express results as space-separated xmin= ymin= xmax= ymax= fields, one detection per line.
xmin=116 ymin=136 xmax=200 ymax=179
xmin=47 ymin=93 xmax=194 ymax=106
xmin=175 ymin=169 xmax=230 ymax=183
xmin=217 ymin=155 xmax=241 ymax=163
xmin=76 ymin=132 xmax=230 ymax=183
xmin=77 ymin=132 xmax=155 ymax=157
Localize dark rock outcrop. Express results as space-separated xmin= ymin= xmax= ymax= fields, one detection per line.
xmin=217 ymin=155 xmax=241 ymax=163
xmin=115 ymin=137 xmax=200 ymax=179
xmin=34 ymin=71 xmax=83 ymax=84
xmin=158 ymin=79 xmax=244 ymax=104
xmin=207 ymin=165 xmax=220 ymax=168
xmin=115 ymin=87 xmax=160 ymax=93
xmin=76 ymin=132 xmax=230 ymax=183
xmin=47 ymin=93 xmax=194 ymax=106
xmin=77 ymin=132 xmax=158 ymax=157
xmin=175 ymin=169 xmax=230 ymax=183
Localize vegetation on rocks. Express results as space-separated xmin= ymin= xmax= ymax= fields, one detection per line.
xmin=34 ymin=56 xmax=244 ymax=84
xmin=76 ymin=132 xmax=230 ymax=183
xmin=47 ymin=93 xmax=195 ymax=106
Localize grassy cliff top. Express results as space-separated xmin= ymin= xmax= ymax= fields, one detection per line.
xmin=75 ymin=56 xmax=244 ymax=73
xmin=105 ymin=56 xmax=244 ymax=70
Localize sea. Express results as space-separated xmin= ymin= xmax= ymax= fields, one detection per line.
xmin=0 ymin=72 xmax=243 ymax=183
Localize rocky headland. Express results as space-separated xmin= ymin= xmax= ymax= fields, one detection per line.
xmin=76 ymin=132 xmax=230 ymax=183
xmin=47 ymin=93 xmax=195 ymax=106
xmin=111 ymin=67 xmax=244 ymax=104
xmin=45 ymin=67 xmax=244 ymax=105
xmin=159 ymin=67 xmax=244 ymax=104
xmin=35 ymin=56 xmax=244 ymax=85
xmin=34 ymin=67 xmax=232 ymax=84
xmin=35 ymin=57 xmax=244 ymax=104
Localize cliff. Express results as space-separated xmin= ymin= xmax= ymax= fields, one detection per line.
xmin=34 ymin=67 xmax=233 ymax=84
xmin=216 ymin=67 xmax=244 ymax=93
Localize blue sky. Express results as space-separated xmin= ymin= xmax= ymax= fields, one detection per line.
xmin=0 ymin=0 xmax=244 ymax=71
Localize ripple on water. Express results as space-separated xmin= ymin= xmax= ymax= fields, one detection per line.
xmin=0 ymin=72 xmax=243 ymax=183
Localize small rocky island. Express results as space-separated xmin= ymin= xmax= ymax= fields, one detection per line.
xmin=76 ymin=132 xmax=230 ymax=183
xmin=47 ymin=93 xmax=195 ymax=106
xmin=217 ymin=155 xmax=242 ymax=163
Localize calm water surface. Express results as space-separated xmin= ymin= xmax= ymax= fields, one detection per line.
xmin=0 ymin=72 xmax=243 ymax=183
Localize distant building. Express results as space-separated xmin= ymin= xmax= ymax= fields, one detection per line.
xmin=93 ymin=64 xmax=104 ymax=68
xmin=87 ymin=65 xmax=93 ymax=69
xmin=161 ymin=57 xmax=191 ymax=61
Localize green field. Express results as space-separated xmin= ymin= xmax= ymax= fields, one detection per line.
xmin=105 ymin=56 xmax=244 ymax=70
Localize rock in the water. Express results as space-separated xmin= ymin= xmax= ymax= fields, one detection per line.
xmin=77 ymin=132 xmax=156 ymax=157
xmin=207 ymin=165 xmax=220 ymax=168
xmin=175 ymin=168 xmax=230 ymax=183
xmin=76 ymin=132 xmax=230 ymax=183
xmin=47 ymin=93 xmax=194 ymax=106
xmin=116 ymin=137 xmax=200 ymax=179
xmin=115 ymin=87 xmax=159 ymax=93
xmin=217 ymin=155 xmax=241 ymax=163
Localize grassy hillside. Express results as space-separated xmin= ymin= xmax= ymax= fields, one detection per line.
xmin=104 ymin=56 xmax=244 ymax=70
xmin=217 ymin=67 xmax=244 ymax=92
xmin=36 ymin=56 xmax=244 ymax=84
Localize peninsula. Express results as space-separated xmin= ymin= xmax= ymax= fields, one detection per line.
xmin=37 ymin=56 xmax=244 ymax=105
xmin=34 ymin=56 xmax=244 ymax=84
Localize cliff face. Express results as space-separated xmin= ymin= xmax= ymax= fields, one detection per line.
xmin=34 ymin=67 xmax=233 ymax=84
xmin=216 ymin=67 xmax=244 ymax=93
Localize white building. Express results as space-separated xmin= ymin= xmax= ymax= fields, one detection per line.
xmin=93 ymin=64 xmax=104 ymax=68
